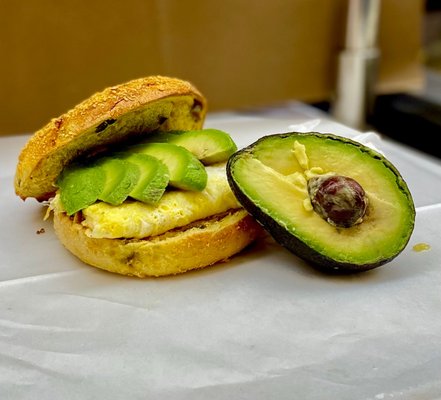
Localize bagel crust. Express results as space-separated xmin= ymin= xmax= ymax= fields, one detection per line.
xmin=53 ymin=209 xmax=263 ymax=277
xmin=15 ymin=75 xmax=207 ymax=201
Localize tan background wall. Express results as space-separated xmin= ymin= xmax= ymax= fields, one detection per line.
xmin=1 ymin=0 xmax=424 ymax=135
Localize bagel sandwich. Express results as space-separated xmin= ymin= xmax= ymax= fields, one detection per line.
xmin=15 ymin=76 xmax=263 ymax=277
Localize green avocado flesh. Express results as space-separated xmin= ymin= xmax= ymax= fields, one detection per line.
xmin=114 ymin=153 xmax=170 ymax=204
xmin=226 ymin=132 xmax=416 ymax=273
xmin=56 ymin=129 xmax=234 ymax=215
xmin=144 ymin=129 xmax=238 ymax=164
xmin=96 ymin=158 xmax=140 ymax=205
xmin=57 ymin=163 xmax=106 ymax=215
xmin=128 ymin=142 xmax=207 ymax=191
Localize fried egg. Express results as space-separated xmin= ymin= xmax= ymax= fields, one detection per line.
xmin=53 ymin=165 xmax=241 ymax=239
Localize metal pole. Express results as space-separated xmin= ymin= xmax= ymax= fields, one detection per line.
xmin=332 ymin=0 xmax=381 ymax=130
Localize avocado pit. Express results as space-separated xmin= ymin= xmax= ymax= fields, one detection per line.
xmin=307 ymin=174 xmax=368 ymax=228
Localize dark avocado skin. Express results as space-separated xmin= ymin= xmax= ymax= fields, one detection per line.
xmin=226 ymin=132 xmax=416 ymax=274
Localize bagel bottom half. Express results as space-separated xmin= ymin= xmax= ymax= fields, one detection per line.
xmin=53 ymin=209 xmax=263 ymax=277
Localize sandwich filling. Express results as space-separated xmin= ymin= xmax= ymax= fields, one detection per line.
xmin=51 ymin=165 xmax=241 ymax=239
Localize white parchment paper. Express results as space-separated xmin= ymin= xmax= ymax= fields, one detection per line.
xmin=1 ymin=104 xmax=440 ymax=400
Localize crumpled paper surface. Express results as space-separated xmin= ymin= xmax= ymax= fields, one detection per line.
xmin=1 ymin=103 xmax=441 ymax=400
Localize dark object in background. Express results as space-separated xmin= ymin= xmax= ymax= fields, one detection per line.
xmin=368 ymin=94 xmax=441 ymax=159
xmin=426 ymin=0 xmax=441 ymax=11
xmin=310 ymin=95 xmax=441 ymax=160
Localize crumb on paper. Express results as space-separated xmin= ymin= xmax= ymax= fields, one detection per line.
xmin=36 ymin=228 xmax=45 ymax=235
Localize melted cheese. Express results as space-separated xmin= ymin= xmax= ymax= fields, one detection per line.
xmin=77 ymin=165 xmax=240 ymax=239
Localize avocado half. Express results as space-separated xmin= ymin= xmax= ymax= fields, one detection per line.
xmin=226 ymin=132 xmax=416 ymax=273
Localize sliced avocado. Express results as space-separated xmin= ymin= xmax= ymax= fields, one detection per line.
xmin=56 ymin=162 xmax=106 ymax=215
xmin=95 ymin=157 xmax=140 ymax=205
xmin=141 ymin=129 xmax=237 ymax=164
xmin=127 ymin=142 xmax=207 ymax=191
xmin=227 ymin=132 xmax=416 ymax=273
xmin=115 ymin=153 xmax=170 ymax=204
